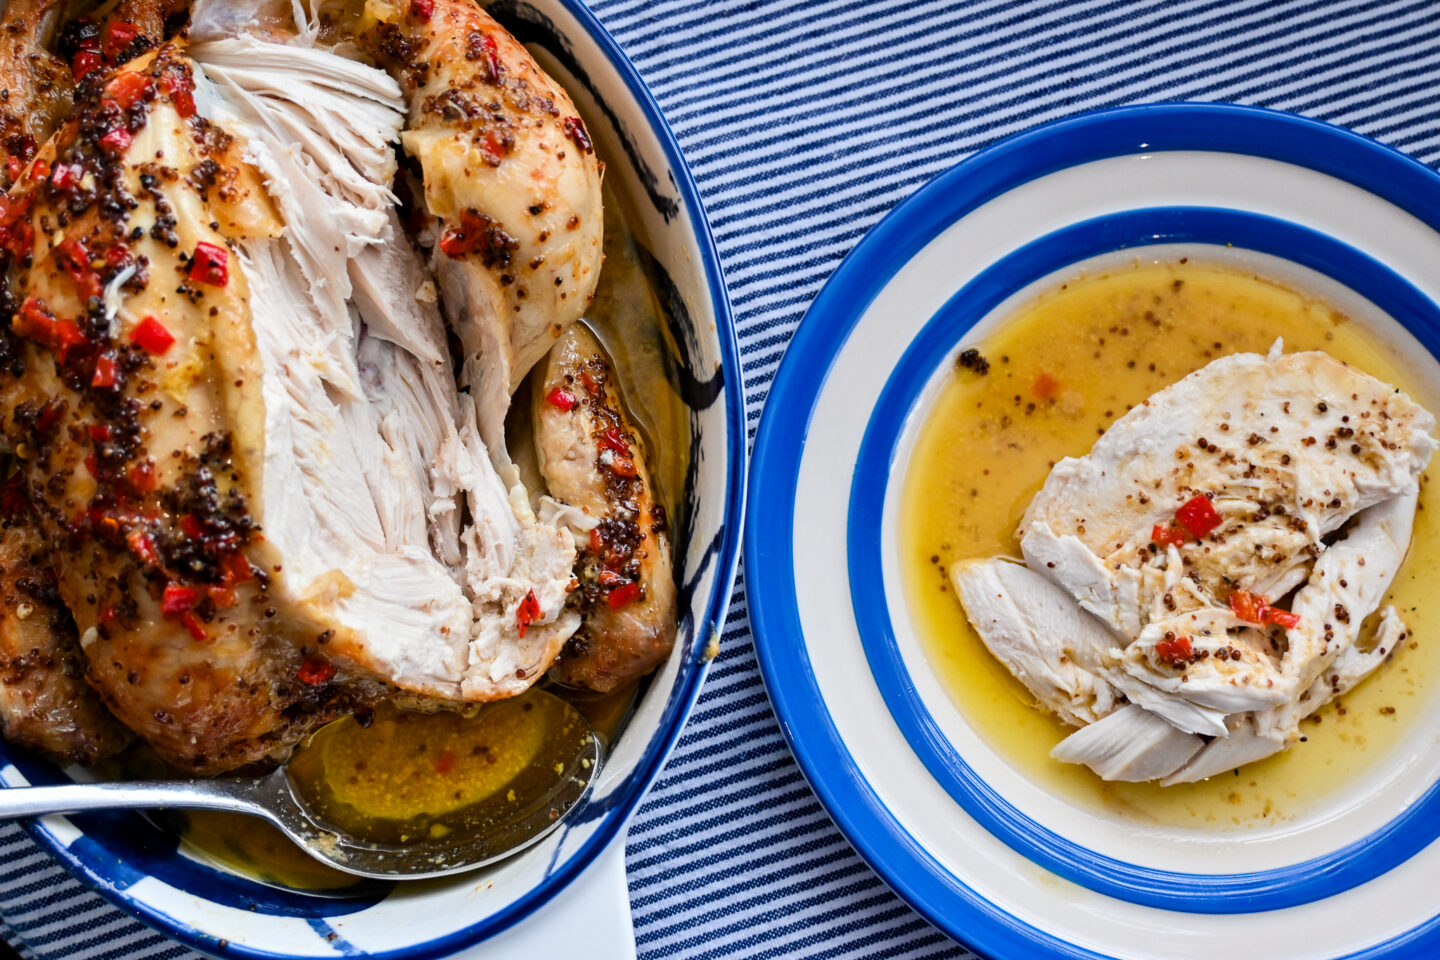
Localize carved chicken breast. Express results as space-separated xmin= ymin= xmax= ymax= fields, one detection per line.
xmin=954 ymin=344 xmax=1435 ymax=782
xmin=534 ymin=326 xmax=676 ymax=692
xmin=355 ymin=0 xmax=605 ymax=441
xmin=0 ymin=0 xmax=670 ymax=775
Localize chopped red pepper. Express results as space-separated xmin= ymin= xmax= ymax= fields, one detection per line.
xmin=297 ymin=658 xmax=335 ymax=685
xmin=545 ymin=386 xmax=577 ymax=411
xmin=607 ymin=581 xmax=641 ymax=610
xmin=179 ymin=611 xmax=207 ymax=640
xmin=1154 ymin=635 xmax=1193 ymax=667
xmin=434 ymin=750 xmax=457 ymax=774
xmin=98 ymin=606 xmax=117 ymax=625
xmin=13 ymin=297 xmax=87 ymax=363
xmin=72 ymin=50 xmax=103 ymax=79
xmin=88 ymin=424 xmax=111 ymax=443
xmin=1032 ymin=372 xmax=1060 ymax=400
xmin=50 ymin=162 xmax=83 ymax=191
xmin=130 ymin=316 xmax=175 ymax=354
xmin=1150 ymin=523 xmax=1187 ymax=547
xmin=598 ymin=427 xmax=629 ymax=455
xmin=610 ymin=455 xmax=637 ymax=478
xmin=1228 ymin=590 xmax=1267 ymax=624
xmin=128 ymin=459 xmax=156 ymax=493
xmin=161 ymin=583 xmax=199 ymax=615
xmin=207 ymin=585 xmax=236 ymax=609
xmin=589 ymin=527 xmax=605 ymax=552
xmin=561 ymin=117 xmax=593 ymax=154
xmin=179 ymin=514 xmax=203 ymax=539
xmin=579 ymin=369 xmax=598 ymax=395
xmin=187 ymin=241 xmax=229 ymax=286
xmin=158 ymin=70 xmax=195 ymax=118
xmin=479 ymin=34 xmax=501 ymax=82
xmin=515 ymin=589 xmax=542 ymax=638
xmin=219 ymin=551 xmax=254 ymax=587
xmin=0 ymin=195 xmax=34 ymax=259
xmin=91 ymin=354 xmax=119 ymax=388
xmin=106 ymin=70 xmax=153 ymax=109
xmin=99 ymin=126 xmax=132 ymax=155
xmin=596 ymin=569 xmax=626 ymax=588
xmin=102 ymin=21 xmax=139 ymax=61
xmin=105 ymin=242 xmax=133 ymax=269
xmin=410 ymin=0 xmax=435 ymax=20
xmin=83 ymin=452 xmax=99 ymax=477
xmin=5 ymin=155 xmax=20 ymax=184
xmin=1175 ymin=494 xmax=1222 ymax=539
xmin=127 ymin=529 xmax=159 ymax=567
xmin=27 ymin=158 xmax=49 ymax=182
xmin=55 ymin=239 xmax=103 ymax=301
xmin=1262 ymin=607 xmax=1301 ymax=629
xmin=35 ymin=401 xmax=63 ymax=433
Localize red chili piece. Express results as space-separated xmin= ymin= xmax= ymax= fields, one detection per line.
xmin=91 ymin=354 xmax=119 ymax=389
xmin=161 ymin=584 xmax=199 ymax=615
xmin=1150 ymin=523 xmax=1186 ymax=548
xmin=55 ymin=239 xmax=102 ymax=301
xmin=50 ymin=163 xmax=83 ymax=191
xmin=562 ymin=117 xmax=593 ymax=154
xmin=1154 ymin=635 xmax=1193 ymax=667
xmin=1228 ymin=590 xmax=1267 ymax=624
xmin=610 ymin=455 xmax=637 ymax=478
xmin=297 ymin=658 xmax=335 ymax=685
xmin=128 ymin=460 xmax=156 ymax=493
xmin=179 ymin=612 xmax=207 ymax=640
xmin=13 ymin=297 xmax=87 ymax=363
xmin=131 ymin=316 xmax=175 ymax=354
xmin=0 ymin=194 xmax=34 ymax=258
xmin=1174 ymin=494 xmax=1222 ymax=539
xmin=410 ymin=0 xmax=435 ymax=19
xmin=1032 ymin=372 xmax=1060 ymax=400
xmin=99 ymin=127 xmax=132 ymax=155
xmin=598 ymin=427 xmax=629 ymax=455
xmin=106 ymin=71 xmax=153 ymax=109
xmin=127 ymin=529 xmax=159 ymax=567
xmin=1262 ymin=607 xmax=1302 ymax=629
xmin=35 ymin=401 xmax=63 ymax=433
xmin=101 ymin=21 xmax=139 ymax=61
xmin=434 ymin=750 xmax=457 ymax=775
xmin=188 ymin=241 xmax=229 ymax=286
xmin=607 ymin=581 xmax=640 ymax=610
xmin=72 ymin=50 xmax=102 ymax=79
xmin=159 ymin=71 xmax=196 ymax=118
xmin=545 ymin=386 xmax=577 ymax=411
xmin=515 ymin=589 xmax=542 ymax=638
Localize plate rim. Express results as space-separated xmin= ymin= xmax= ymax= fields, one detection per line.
xmin=2 ymin=0 xmax=749 ymax=957
xmin=746 ymin=101 xmax=1440 ymax=960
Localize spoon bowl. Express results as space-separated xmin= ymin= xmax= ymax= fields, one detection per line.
xmin=0 ymin=697 xmax=602 ymax=881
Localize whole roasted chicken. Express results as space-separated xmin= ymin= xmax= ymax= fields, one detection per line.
xmin=0 ymin=0 xmax=676 ymax=774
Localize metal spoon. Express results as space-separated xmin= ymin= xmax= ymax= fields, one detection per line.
xmin=0 ymin=711 xmax=602 ymax=881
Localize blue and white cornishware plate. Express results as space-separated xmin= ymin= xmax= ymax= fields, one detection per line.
xmin=747 ymin=102 xmax=1440 ymax=960
xmin=0 ymin=1 xmax=745 ymax=957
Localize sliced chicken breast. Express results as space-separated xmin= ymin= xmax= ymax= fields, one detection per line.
xmin=955 ymin=345 xmax=1434 ymax=783
xmin=355 ymin=0 xmax=604 ymax=441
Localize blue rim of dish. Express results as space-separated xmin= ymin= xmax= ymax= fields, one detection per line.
xmin=848 ymin=205 xmax=1440 ymax=913
xmin=746 ymin=102 xmax=1440 ymax=960
xmin=0 ymin=1 xmax=748 ymax=957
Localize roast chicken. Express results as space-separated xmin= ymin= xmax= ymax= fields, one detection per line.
xmin=954 ymin=344 xmax=1435 ymax=783
xmin=0 ymin=0 xmax=676 ymax=773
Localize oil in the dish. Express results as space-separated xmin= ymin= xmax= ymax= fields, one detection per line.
xmin=286 ymin=689 xmax=593 ymax=846
xmin=900 ymin=259 xmax=1440 ymax=829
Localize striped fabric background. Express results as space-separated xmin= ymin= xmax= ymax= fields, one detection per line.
xmin=5 ymin=0 xmax=1440 ymax=957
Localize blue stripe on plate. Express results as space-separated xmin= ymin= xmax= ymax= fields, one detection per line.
xmin=9 ymin=0 xmax=1440 ymax=957
xmin=848 ymin=205 xmax=1440 ymax=913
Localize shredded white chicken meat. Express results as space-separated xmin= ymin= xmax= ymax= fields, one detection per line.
xmin=954 ymin=343 xmax=1436 ymax=783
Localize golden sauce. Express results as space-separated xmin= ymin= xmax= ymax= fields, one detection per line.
xmin=900 ymin=260 xmax=1440 ymax=829
xmin=287 ymin=690 xmax=592 ymax=846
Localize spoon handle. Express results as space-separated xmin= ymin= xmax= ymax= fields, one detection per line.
xmin=0 ymin=779 xmax=264 ymax=820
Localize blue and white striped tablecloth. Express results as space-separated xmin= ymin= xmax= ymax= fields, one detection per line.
xmin=5 ymin=1 xmax=1440 ymax=957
